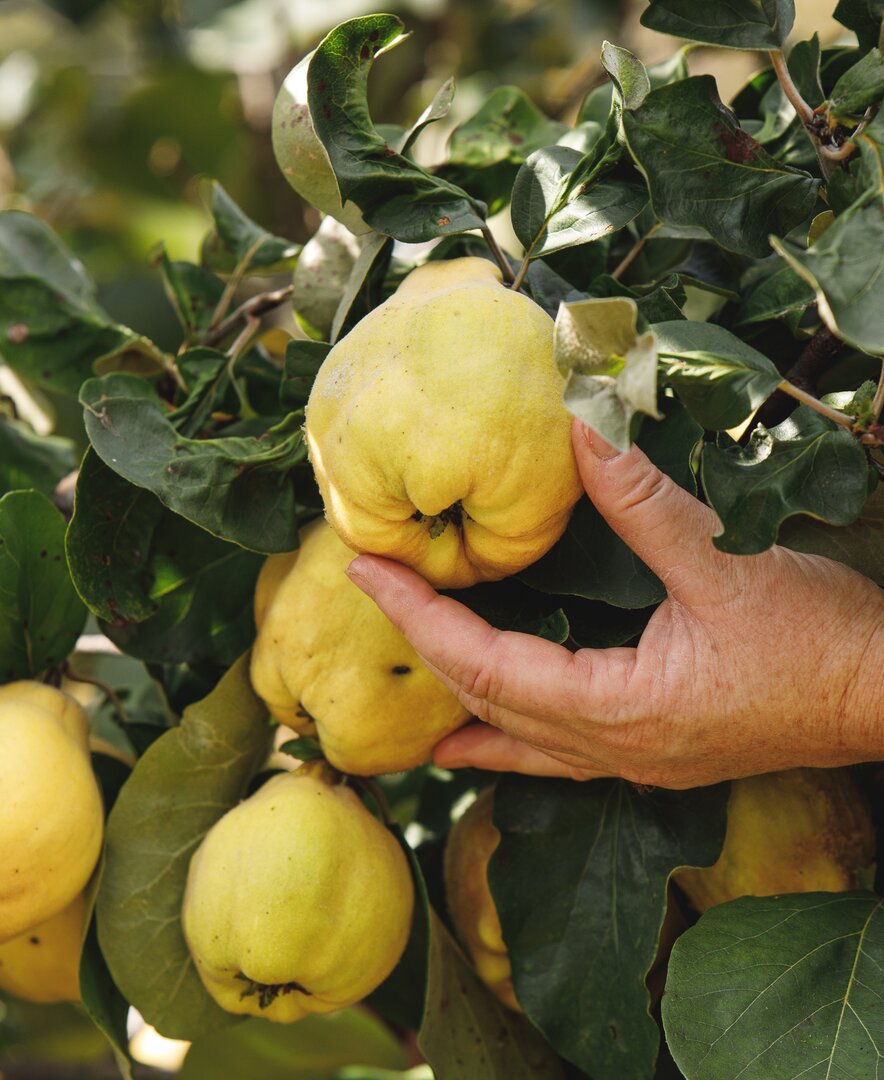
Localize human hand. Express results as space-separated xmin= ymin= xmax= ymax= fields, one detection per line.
xmin=345 ymin=422 xmax=883 ymax=788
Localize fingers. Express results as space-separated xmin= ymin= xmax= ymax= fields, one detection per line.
xmin=433 ymin=724 xmax=608 ymax=780
xmin=346 ymin=555 xmax=635 ymax=725
xmin=573 ymin=421 xmax=733 ymax=606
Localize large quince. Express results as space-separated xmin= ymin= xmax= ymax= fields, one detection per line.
xmin=251 ymin=518 xmax=469 ymax=774
xmin=305 ymin=257 xmax=582 ymax=589
xmin=182 ymin=764 xmax=414 ymax=1023
xmin=444 ymin=787 xmax=520 ymax=1012
xmin=0 ymin=892 xmax=88 ymax=1003
xmin=675 ymin=768 xmax=874 ymax=913
xmin=0 ymin=682 xmax=103 ymax=943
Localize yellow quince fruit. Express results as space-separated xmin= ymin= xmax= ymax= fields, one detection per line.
xmin=675 ymin=768 xmax=875 ymax=914
xmin=444 ymin=787 xmax=520 ymax=1012
xmin=0 ymin=682 xmax=103 ymax=943
xmin=0 ymin=892 xmax=88 ymax=1003
xmin=250 ymin=518 xmax=470 ymax=774
xmin=181 ymin=764 xmax=414 ymax=1023
xmin=305 ymin=257 xmax=582 ymax=589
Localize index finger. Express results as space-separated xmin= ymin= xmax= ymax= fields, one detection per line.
xmin=346 ymin=554 xmax=636 ymax=725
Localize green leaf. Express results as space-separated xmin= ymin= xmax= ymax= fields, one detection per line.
xmin=79 ymin=917 xmax=134 ymax=1080
xmin=280 ymin=339 xmax=331 ymax=412
xmin=152 ymin=247 xmax=225 ymax=341
xmin=780 ymin=480 xmax=884 ymax=585
xmin=447 ymin=86 xmax=567 ymax=168
xmin=663 ymin=892 xmax=884 ymax=1080
xmin=0 ymin=416 xmax=76 ymax=499
xmin=735 ymin=257 xmax=816 ymax=326
xmin=446 ymin=579 xmax=570 ymax=644
xmin=512 ymin=146 xmax=647 ymax=260
xmin=834 ymin=0 xmax=884 ymax=50
xmin=601 ymin=41 xmax=651 ymax=111
xmin=491 ymin=777 xmax=728 ymax=1079
xmin=180 ymin=1010 xmax=407 ymax=1080
xmin=827 ymin=47 xmax=884 ymax=118
xmin=519 ymin=399 xmax=701 ymax=607
xmin=399 ymin=77 xmax=456 ymax=156
xmin=308 ymin=16 xmax=486 ymax=242
xmin=0 ymin=490 xmax=86 ymax=680
xmin=80 ymin=372 xmax=307 ymax=553
xmin=96 ymin=654 xmax=272 ymax=1040
xmin=771 ymin=198 xmax=884 ymax=355
xmin=623 ymin=77 xmax=819 ymax=258
xmin=701 ymin=407 xmax=870 ymax=554
xmin=0 ymin=210 xmax=166 ymax=396
xmin=202 ymin=181 xmax=300 ymax=273
xmin=67 ymin=451 xmax=263 ymax=665
xmin=655 ymin=320 xmax=782 ymax=429
xmin=554 ymin=296 xmax=661 ymax=451
xmin=640 ymin=0 xmax=795 ymax=50
xmin=329 ymin=232 xmax=393 ymax=345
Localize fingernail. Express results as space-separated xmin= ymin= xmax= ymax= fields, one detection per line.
xmin=345 ymin=556 xmax=374 ymax=595
xmin=578 ymin=421 xmax=622 ymax=461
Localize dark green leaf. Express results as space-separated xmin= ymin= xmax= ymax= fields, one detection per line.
xmin=663 ymin=892 xmax=884 ymax=1080
xmin=203 ymin=180 xmax=300 ymax=273
xmin=0 ymin=417 xmax=76 ymax=499
xmin=280 ymin=339 xmax=331 ymax=411
xmin=400 ymin=78 xmax=456 ymax=156
xmin=170 ymin=347 xmax=230 ymax=438
xmin=446 ymin=579 xmax=570 ymax=644
xmin=79 ymin=917 xmax=134 ymax=1080
xmin=735 ymin=257 xmax=816 ymax=325
xmin=701 ymin=407 xmax=870 ymax=554
xmin=152 ymin=248 xmax=225 ymax=341
xmin=578 ymin=46 xmax=690 ymax=126
xmin=0 ymin=490 xmax=86 ymax=680
xmin=828 ymin=47 xmax=884 ymax=118
xmin=329 ymin=232 xmax=393 ymax=345
xmin=655 ymin=320 xmax=782 ymax=428
xmin=780 ymin=480 xmax=884 ymax=585
xmin=447 ymin=86 xmax=567 ymax=168
xmin=96 ymin=654 xmax=272 ymax=1040
xmin=80 ymin=372 xmax=307 ymax=553
xmin=771 ymin=197 xmax=884 ymax=355
xmin=309 ymin=16 xmax=486 ymax=242
xmin=554 ymin=296 xmax=660 ymax=451
xmin=180 ymin=1010 xmax=407 ymax=1080
xmin=623 ymin=77 xmax=819 ymax=258
xmin=0 ymin=210 xmax=166 ymax=396
xmin=491 ymin=777 xmax=728 ymax=1079
xmin=512 ymin=146 xmax=647 ymax=260
xmin=834 ymin=0 xmax=884 ymax=50
xmin=519 ymin=399 xmax=701 ymax=606
xmin=67 ymin=451 xmax=263 ymax=665
xmin=640 ymin=0 xmax=795 ymax=50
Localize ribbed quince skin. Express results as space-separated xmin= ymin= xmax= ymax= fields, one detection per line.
xmin=181 ymin=764 xmax=414 ymax=1023
xmin=444 ymin=787 xmax=520 ymax=1012
xmin=250 ymin=518 xmax=470 ymax=774
xmin=0 ymin=892 xmax=88 ymax=1003
xmin=675 ymin=768 xmax=874 ymax=913
xmin=305 ymin=257 xmax=583 ymax=589
xmin=0 ymin=682 xmax=103 ymax=943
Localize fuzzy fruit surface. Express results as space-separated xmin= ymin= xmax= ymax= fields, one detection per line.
xmin=675 ymin=767 xmax=875 ymax=913
xmin=444 ymin=786 xmax=520 ymax=1012
xmin=250 ymin=518 xmax=469 ymax=774
xmin=0 ymin=682 xmax=104 ymax=943
xmin=305 ymin=257 xmax=582 ymax=589
xmin=0 ymin=892 xmax=87 ymax=1003
xmin=181 ymin=766 xmax=415 ymax=1023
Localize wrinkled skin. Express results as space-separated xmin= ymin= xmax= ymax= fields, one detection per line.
xmin=0 ymin=893 xmax=87 ymax=1003
xmin=306 ymin=258 xmax=583 ymax=589
xmin=182 ymin=767 xmax=415 ymax=1023
xmin=250 ymin=519 xmax=469 ymax=775
xmin=0 ymin=682 xmax=103 ymax=943
xmin=444 ymin=787 xmax=520 ymax=1012
xmin=675 ymin=768 xmax=875 ymax=913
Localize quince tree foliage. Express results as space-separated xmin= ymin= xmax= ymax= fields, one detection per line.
xmin=1 ymin=2 xmax=883 ymax=1078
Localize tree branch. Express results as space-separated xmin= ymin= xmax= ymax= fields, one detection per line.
xmin=201 ymin=285 xmax=293 ymax=347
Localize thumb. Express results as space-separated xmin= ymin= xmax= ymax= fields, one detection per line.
xmin=571 ymin=420 xmax=727 ymax=603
